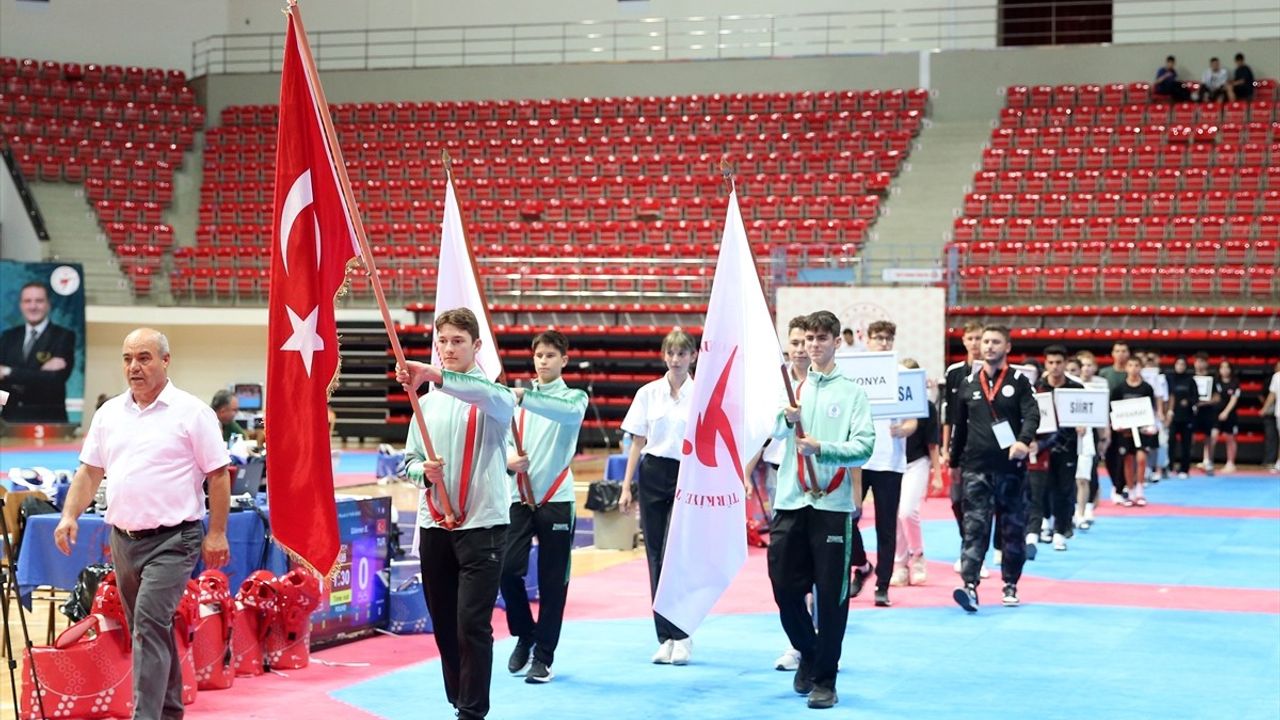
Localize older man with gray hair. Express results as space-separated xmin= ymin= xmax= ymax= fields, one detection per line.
xmin=54 ymin=328 xmax=231 ymax=720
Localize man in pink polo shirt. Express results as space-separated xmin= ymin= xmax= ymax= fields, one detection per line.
xmin=54 ymin=327 xmax=231 ymax=720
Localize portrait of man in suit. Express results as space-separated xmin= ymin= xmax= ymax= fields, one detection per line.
xmin=0 ymin=281 xmax=77 ymax=423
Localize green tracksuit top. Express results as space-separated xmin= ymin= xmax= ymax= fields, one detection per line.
xmin=771 ymin=365 xmax=876 ymax=513
xmin=405 ymin=367 xmax=516 ymax=530
xmin=509 ymin=378 xmax=589 ymax=505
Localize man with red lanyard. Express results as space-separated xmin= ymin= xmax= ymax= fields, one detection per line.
xmin=501 ymin=329 xmax=588 ymax=684
xmin=768 ymin=310 xmax=875 ymax=710
xmin=54 ymin=328 xmax=231 ymax=720
xmin=950 ymin=324 xmax=1040 ymax=612
xmin=398 ymin=308 xmax=517 ymax=720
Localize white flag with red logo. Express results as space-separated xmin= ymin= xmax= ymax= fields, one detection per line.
xmin=264 ymin=8 xmax=361 ymax=577
xmin=430 ymin=178 xmax=501 ymax=381
xmin=653 ymin=189 xmax=779 ymax=635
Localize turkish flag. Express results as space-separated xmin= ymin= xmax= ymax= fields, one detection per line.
xmin=265 ymin=10 xmax=360 ymax=577
xmin=652 ymin=188 xmax=780 ymax=635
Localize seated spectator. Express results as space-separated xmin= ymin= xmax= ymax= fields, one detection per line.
xmin=212 ymin=389 xmax=248 ymax=442
xmin=1231 ymin=53 xmax=1255 ymax=101
xmin=1154 ymin=55 xmax=1191 ymax=102
xmin=1199 ymin=57 xmax=1232 ymax=102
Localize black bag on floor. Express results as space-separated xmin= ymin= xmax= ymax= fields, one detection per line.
xmin=585 ymin=481 xmax=622 ymax=512
xmin=61 ymin=563 xmax=114 ymax=622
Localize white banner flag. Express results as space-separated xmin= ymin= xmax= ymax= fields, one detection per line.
xmin=653 ymin=189 xmax=779 ymax=636
xmin=431 ymin=178 xmax=502 ymax=381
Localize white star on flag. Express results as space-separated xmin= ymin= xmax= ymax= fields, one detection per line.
xmin=280 ymin=305 xmax=325 ymax=376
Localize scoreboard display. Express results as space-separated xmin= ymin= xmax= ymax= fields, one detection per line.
xmin=309 ymin=496 xmax=392 ymax=648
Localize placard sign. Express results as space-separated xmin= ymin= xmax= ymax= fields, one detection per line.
xmin=834 ymin=351 xmax=899 ymax=403
xmin=1194 ymin=375 xmax=1213 ymax=401
xmin=1011 ymin=363 xmax=1039 ymax=386
xmin=1034 ymin=392 xmax=1058 ymax=434
xmin=870 ymin=368 xmax=929 ymax=420
xmin=1052 ymin=388 xmax=1111 ymax=428
xmin=1110 ymin=397 xmax=1157 ymax=444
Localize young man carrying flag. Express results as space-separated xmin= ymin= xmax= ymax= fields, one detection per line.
xmin=501 ymin=329 xmax=588 ymax=684
xmin=397 ymin=308 xmax=516 ymax=720
xmin=769 ymin=310 xmax=876 ymax=710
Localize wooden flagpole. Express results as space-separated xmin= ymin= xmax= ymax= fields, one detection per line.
xmin=287 ymin=1 xmax=454 ymax=523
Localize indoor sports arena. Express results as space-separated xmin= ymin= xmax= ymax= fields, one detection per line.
xmin=0 ymin=1 xmax=1277 ymax=718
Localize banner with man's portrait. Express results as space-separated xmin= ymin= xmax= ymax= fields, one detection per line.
xmin=0 ymin=260 xmax=87 ymax=427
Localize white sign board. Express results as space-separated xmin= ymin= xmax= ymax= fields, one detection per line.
xmin=1011 ymin=363 xmax=1039 ymax=386
xmin=1194 ymin=375 xmax=1213 ymax=401
xmin=834 ymin=351 xmax=899 ymax=403
xmin=871 ymin=368 xmax=929 ymax=420
xmin=1110 ymin=397 xmax=1156 ymax=431
xmin=882 ymin=267 xmax=944 ymax=284
xmin=1034 ymin=392 xmax=1058 ymax=434
xmin=1053 ymin=388 xmax=1111 ymax=428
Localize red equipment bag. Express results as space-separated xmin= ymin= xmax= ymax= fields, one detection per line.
xmin=231 ymin=570 xmax=276 ymax=676
xmin=264 ymin=569 xmax=322 ymax=670
xmin=173 ymin=580 xmax=201 ymax=705
xmin=192 ymin=569 xmax=238 ymax=690
xmin=21 ymin=614 xmax=134 ymax=719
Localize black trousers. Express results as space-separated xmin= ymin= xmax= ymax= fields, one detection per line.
xmin=959 ymin=469 xmax=1029 ymax=587
xmin=500 ymin=501 xmax=575 ymax=666
xmin=419 ymin=525 xmax=508 ymax=720
xmin=637 ymin=455 xmax=687 ymax=642
xmin=951 ymin=470 xmax=1001 ymax=552
xmin=1169 ymin=418 xmax=1195 ymax=474
xmin=1027 ymin=453 xmax=1076 ymax=538
xmin=849 ymin=469 xmax=902 ymax=591
xmin=1104 ymin=440 xmax=1125 ymax=496
xmin=768 ymin=506 xmax=851 ymax=691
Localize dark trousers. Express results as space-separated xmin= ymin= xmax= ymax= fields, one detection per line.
xmin=419 ymin=525 xmax=508 ymax=720
xmin=1104 ymin=440 xmax=1125 ymax=496
xmin=637 ymin=455 xmax=687 ymax=642
xmin=768 ymin=507 xmax=851 ymax=691
xmin=499 ymin=501 xmax=574 ymax=666
xmin=1027 ymin=454 xmax=1076 ymax=538
xmin=849 ymin=469 xmax=902 ymax=591
xmin=1170 ymin=419 xmax=1195 ymax=474
xmin=959 ymin=469 xmax=1029 ymax=587
xmin=951 ymin=470 xmax=1001 ymax=552
xmin=109 ymin=522 xmax=203 ymax=720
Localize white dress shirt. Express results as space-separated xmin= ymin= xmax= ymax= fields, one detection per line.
xmin=620 ymin=374 xmax=693 ymax=460
xmin=80 ymin=380 xmax=230 ymax=531
xmin=864 ymin=418 xmax=906 ymax=473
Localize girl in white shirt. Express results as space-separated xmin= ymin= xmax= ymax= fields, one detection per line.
xmin=619 ymin=330 xmax=697 ymax=665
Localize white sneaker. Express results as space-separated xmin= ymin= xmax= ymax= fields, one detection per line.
xmin=1025 ymin=532 xmax=1039 ymax=547
xmin=1177 ymin=472 xmax=1189 ymax=480
xmin=1223 ymin=463 xmax=1236 ymax=473
xmin=1072 ymin=513 xmax=1084 ymax=529
xmin=954 ymin=558 xmax=962 ymax=574
xmin=1053 ymin=533 xmax=1067 ymax=551
xmin=670 ymin=638 xmax=692 ymax=666
xmin=909 ymin=555 xmax=928 ymax=586
xmin=993 ymin=550 xmax=1003 ymax=566
xmin=1084 ymin=503 xmax=1096 ymax=522
xmin=980 ymin=564 xmax=990 ymax=579
xmin=652 ymin=639 xmax=674 ymax=664
xmin=889 ymin=564 xmax=909 ymax=587
xmin=774 ymin=647 xmax=800 ymax=671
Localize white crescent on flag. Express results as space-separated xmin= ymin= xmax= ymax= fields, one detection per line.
xmin=279 ymin=169 xmax=322 ymax=274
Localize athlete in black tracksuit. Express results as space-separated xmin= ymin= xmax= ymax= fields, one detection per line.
xmin=1028 ymin=375 xmax=1082 ymax=545
xmin=950 ymin=347 xmax=1039 ymax=610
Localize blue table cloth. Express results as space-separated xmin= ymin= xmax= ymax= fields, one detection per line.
xmin=17 ymin=508 xmax=288 ymax=606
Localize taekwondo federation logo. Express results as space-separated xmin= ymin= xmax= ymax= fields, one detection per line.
xmin=682 ymin=345 xmax=744 ymax=483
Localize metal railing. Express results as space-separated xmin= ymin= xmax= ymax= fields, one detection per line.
xmin=192 ymin=2 xmax=1280 ymax=76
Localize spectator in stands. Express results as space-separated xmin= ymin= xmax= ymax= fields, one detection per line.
xmin=1075 ymin=351 xmax=1109 ymax=527
xmin=211 ymin=389 xmax=248 ymax=442
xmin=949 ymin=324 xmax=1039 ymax=611
xmin=1231 ymin=53 xmax=1255 ymax=101
xmin=0 ymin=281 xmax=76 ymax=423
xmin=842 ymin=328 xmax=855 ymax=348
xmin=1192 ymin=352 xmax=1221 ymax=475
xmin=1166 ymin=356 xmax=1198 ymax=479
xmin=891 ymin=358 xmax=940 ymax=587
xmin=1099 ymin=342 xmax=1131 ymax=503
xmin=1199 ymin=57 xmax=1232 ymax=102
xmin=501 ymin=330 xmax=588 ymax=684
xmin=1263 ymin=360 xmax=1280 ymax=473
xmin=768 ymin=310 xmax=874 ymax=708
xmin=1111 ymin=357 xmax=1158 ymax=507
xmin=619 ymin=329 xmax=696 ymax=665
xmin=850 ymin=320 xmax=915 ymax=608
xmin=1154 ymin=55 xmax=1191 ymax=101
xmin=1207 ymin=360 xmax=1241 ymax=474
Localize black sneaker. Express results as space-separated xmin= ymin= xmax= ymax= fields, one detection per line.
xmin=1002 ymin=584 xmax=1020 ymax=607
xmin=793 ymin=660 xmax=814 ymax=695
xmin=807 ymin=686 xmax=838 ymax=709
xmin=1025 ymin=540 xmax=1037 ymax=561
xmin=507 ymin=637 xmax=533 ymax=675
xmin=525 ymin=659 xmax=553 ymax=683
xmin=953 ymin=583 xmax=979 ymax=613
xmin=850 ymin=563 xmax=874 ymax=599
xmin=874 ymin=588 xmax=891 ymax=607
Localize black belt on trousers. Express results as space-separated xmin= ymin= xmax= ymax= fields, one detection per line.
xmin=114 ymin=519 xmax=201 ymax=541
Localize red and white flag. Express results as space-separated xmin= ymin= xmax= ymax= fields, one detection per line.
xmin=653 ymin=188 xmax=779 ymax=635
xmin=430 ymin=178 xmax=501 ymax=380
xmin=265 ymin=8 xmax=360 ymax=577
